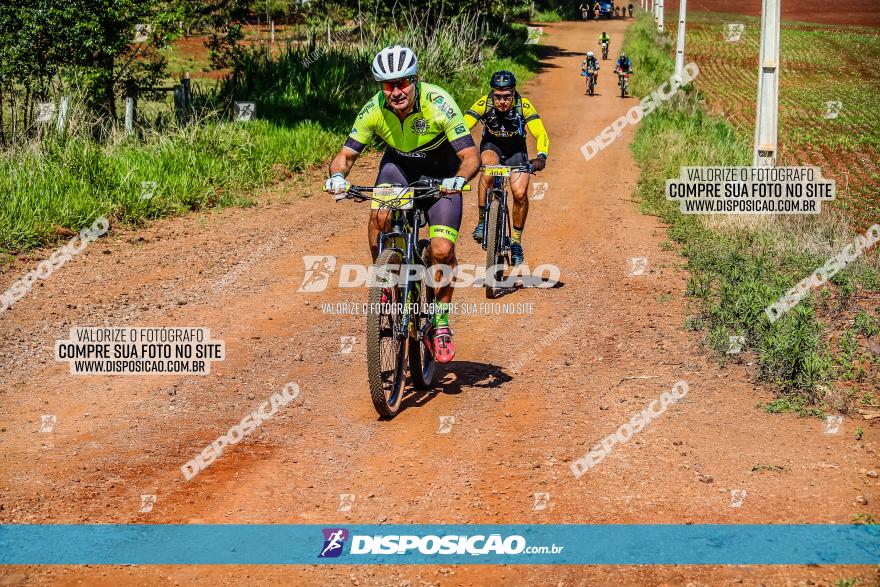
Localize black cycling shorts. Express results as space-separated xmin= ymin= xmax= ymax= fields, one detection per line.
xmin=374 ymin=150 xmax=462 ymax=244
xmin=480 ymin=139 xmax=529 ymax=167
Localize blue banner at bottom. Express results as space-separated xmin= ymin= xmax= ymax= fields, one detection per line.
xmin=0 ymin=524 xmax=877 ymax=565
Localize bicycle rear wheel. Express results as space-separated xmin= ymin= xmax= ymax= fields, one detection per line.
xmin=367 ymin=248 xmax=407 ymax=418
xmin=484 ymin=196 xmax=505 ymax=299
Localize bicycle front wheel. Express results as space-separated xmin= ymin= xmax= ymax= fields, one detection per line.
xmin=485 ymin=196 xmax=505 ymax=299
xmin=367 ymin=248 xmax=407 ymax=418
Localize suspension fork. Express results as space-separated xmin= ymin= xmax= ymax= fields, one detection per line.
xmin=376 ymin=210 xmax=415 ymax=339
xmin=496 ymin=177 xmax=510 ymax=251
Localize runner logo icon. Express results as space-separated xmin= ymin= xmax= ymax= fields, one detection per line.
xmin=319 ymin=528 xmax=349 ymax=558
xmin=298 ymin=256 xmax=337 ymax=293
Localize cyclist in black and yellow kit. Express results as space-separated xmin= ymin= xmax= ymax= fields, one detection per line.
xmin=464 ymin=71 xmax=549 ymax=266
xmin=324 ymin=45 xmax=480 ymax=364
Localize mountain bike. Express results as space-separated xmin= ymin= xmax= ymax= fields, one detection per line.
xmin=617 ymin=70 xmax=630 ymax=98
xmin=601 ymin=41 xmax=609 ymax=60
xmin=583 ymin=68 xmax=598 ymax=96
xmin=480 ymin=164 xmax=534 ymax=299
xmin=329 ymin=179 xmax=470 ymax=419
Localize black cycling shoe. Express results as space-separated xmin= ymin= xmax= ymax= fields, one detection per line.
xmin=511 ymin=243 xmax=524 ymax=266
xmin=472 ymin=223 xmax=485 ymax=244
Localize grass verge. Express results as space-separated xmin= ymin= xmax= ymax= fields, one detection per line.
xmin=0 ymin=14 xmax=539 ymax=256
xmin=624 ymin=12 xmax=880 ymax=411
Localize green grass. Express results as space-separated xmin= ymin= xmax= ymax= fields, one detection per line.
xmin=0 ymin=120 xmax=338 ymax=251
xmin=0 ymin=14 xmax=540 ymax=256
xmin=624 ymin=12 xmax=879 ymax=406
xmin=532 ymin=9 xmax=563 ymax=23
xmin=665 ymin=11 xmax=880 ymax=226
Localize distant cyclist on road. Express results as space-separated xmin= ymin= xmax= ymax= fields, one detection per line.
xmin=615 ymin=51 xmax=633 ymax=74
xmin=582 ymin=51 xmax=601 ymax=89
xmin=464 ymin=71 xmax=549 ymax=267
xmin=323 ymin=45 xmax=480 ymax=364
xmin=599 ymin=31 xmax=611 ymax=58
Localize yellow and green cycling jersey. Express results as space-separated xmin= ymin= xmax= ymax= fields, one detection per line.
xmin=343 ymin=81 xmax=475 ymax=159
xmin=463 ymin=93 xmax=549 ymax=157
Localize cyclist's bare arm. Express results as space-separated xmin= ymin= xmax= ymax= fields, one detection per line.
xmin=328 ymin=146 xmax=360 ymax=178
xmin=454 ymin=146 xmax=480 ymax=184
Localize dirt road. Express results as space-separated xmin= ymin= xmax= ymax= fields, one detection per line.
xmin=1 ymin=19 xmax=877 ymax=586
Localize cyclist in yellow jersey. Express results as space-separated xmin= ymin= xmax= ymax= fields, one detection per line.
xmin=464 ymin=71 xmax=549 ymax=266
xmin=324 ymin=45 xmax=479 ymax=364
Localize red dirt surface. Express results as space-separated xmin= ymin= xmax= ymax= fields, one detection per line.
xmin=664 ymin=0 xmax=880 ymax=27
xmin=1 ymin=19 xmax=878 ymax=586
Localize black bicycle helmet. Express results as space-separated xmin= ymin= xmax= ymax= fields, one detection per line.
xmin=490 ymin=70 xmax=517 ymax=89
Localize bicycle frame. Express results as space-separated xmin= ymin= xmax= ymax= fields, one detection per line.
xmin=483 ymin=177 xmax=512 ymax=255
xmin=328 ymin=183 xmax=442 ymax=344
xmin=376 ymin=205 xmax=424 ymax=342
xmin=585 ymin=69 xmax=597 ymax=92
xmin=327 ymin=180 xmax=470 ymax=417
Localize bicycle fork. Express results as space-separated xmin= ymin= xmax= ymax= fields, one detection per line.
xmin=377 ymin=212 xmax=419 ymax=341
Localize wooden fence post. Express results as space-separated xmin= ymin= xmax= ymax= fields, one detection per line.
xmin=182 ymin=75 xmax=193 ymax=124
xmin=173 ymin=84 xmax=184 ymax=126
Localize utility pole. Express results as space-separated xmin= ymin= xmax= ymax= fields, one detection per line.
xmin=753 ymin=0 xmax=780 ymax=167
xmin=657 ymin=0 xmax=664 ymax=32
xmin=674 ymin=0 xmax=686 ymax=81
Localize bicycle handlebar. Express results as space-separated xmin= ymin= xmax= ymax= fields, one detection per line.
xmin=479 ymin=163 xmax=536 ymax=175
xmin=323 ymin=180 xmax=471 ymax=204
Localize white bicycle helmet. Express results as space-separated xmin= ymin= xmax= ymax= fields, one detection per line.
xmin=371 ymin=45 xmax=419 ymax=81
xmin=587 ymin=51 xmax=594 ymax=57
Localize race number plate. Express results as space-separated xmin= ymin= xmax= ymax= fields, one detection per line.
xmin=483 ymin=166 xmax=512 ymax=177
xmin=373 ymin=186 xmax=414 ymax=210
